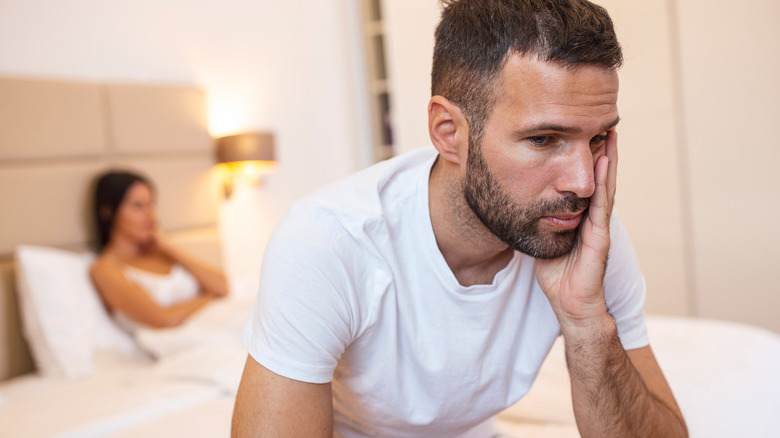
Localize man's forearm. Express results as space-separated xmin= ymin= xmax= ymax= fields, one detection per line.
xmin=564 ymin=316 xmax=688 ymax=438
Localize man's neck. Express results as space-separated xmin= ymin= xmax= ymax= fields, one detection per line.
xmin=428 ymin=158 xmax=514 ymax=287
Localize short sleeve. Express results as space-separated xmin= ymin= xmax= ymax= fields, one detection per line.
xmin=243 ymin=203 xmax=358 ymax=384
xmin=603 ymin=211 xmax=649 ymax=350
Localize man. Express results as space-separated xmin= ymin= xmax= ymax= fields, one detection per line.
xmin=233 ymin=0 xmax=688 ymax=436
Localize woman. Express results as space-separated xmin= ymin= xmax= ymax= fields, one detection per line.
xmin=89 ymin=171 xmax=228 ymax=331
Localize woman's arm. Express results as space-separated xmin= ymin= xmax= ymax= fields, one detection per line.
xmin=90 ymin=258 xmax=214 ymax=328
xmin=153 ymin=236 xmax=230 ymax=298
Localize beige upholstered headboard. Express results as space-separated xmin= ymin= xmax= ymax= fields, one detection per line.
xmin=0 ymin=77 xmax=223 ymax=381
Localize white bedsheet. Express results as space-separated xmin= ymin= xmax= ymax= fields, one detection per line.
xmin=496 ymin=315 xmax=780 ymax=438
xmin=104 ymin=397 xmax=235 ymax=438
xmin=648 ymin=316 xmax=780 ymax=437
xmin=0 ymin=365 xmax=227 ymax=438
xmin=0 ymin=297 xmax=253 ymax=438
xmin=2 ymin=307 xmax=779 ymax=438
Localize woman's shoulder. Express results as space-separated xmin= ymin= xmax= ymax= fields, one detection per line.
xmin=89 ymin=252 xmax=125 ymax=279
xmin=126 ymin=250 xmax=175 ymax=275
xmin=92 ymin=249 xmax=174 ymax=276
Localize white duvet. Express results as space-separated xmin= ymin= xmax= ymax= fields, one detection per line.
xmin=2 ymin=299 xmax=779 ymax=438
xmin=0 ymin=297 xmax=253 ymax=438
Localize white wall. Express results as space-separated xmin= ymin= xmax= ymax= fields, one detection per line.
xmin=381 ymin=0 xmax=441 ymax=155
xmin=599 ymin=0 xmax=690 ymax=317
xmin=0 ymin=0 xmax=365 ymax=292
xmin=2 ymin=0 xmax=778 ymax=331
xmin=674 ymin=0 xmax=780 ymax=332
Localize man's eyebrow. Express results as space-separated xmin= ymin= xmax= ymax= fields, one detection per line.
xmin=604 ymin=116 xmax=621 ymax=131
xmin=517 ymin=116 xmax=621 ymax=136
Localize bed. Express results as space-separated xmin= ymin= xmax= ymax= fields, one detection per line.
xmin=0 ymin=75 xmax=240 ymax=437
xmin=1 ymin=76 xmax=779 ymax=438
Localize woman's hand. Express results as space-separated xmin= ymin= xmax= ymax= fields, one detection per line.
xmin=145 ymin=231 xmax=173 ymax=257
xmin=90 ymin=257 xmax=215 ymax=328
xmin=149 ymin=232 xmax=230 ymax=298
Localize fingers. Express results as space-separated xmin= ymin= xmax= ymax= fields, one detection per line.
xmin=588 ymin=130 xmax=618 ymax=232
xmin=606 ymin=129 xmax=618 ymax=212
xmin=591 ymin=155 xmax=609 ymax=224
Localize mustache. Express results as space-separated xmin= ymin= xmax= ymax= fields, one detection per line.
xmin=532 ymin=194 xmax=590 ymax=217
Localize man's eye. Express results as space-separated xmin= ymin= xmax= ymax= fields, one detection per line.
xmin=528 ymin=136 xmax=552 ymax=147
xmin=591 ymin=134 xmax=608 ymax=145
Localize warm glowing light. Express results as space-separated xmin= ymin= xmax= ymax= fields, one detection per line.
xmin=213 ymin=130 xmax=275 ymax=198
xmin=220 ymin=160 xmax=277 ymax=175
xmin=208 ymin=105 xmax=247 ymax=138
xmin=242 ymin=165 xmax=257 ymax=177
xmin=217 ymin=161 xmax=277 ymax=198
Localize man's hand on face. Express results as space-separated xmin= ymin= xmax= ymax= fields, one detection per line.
xmin=534 ymin=130 xmax=618 ymax=339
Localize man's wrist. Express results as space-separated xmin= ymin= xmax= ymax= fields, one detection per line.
xmin=559 ymin=311 xmax=616 ymax=347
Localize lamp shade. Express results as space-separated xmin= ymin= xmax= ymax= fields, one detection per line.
xmin=215 ymin=132 xmax=275 ymax=164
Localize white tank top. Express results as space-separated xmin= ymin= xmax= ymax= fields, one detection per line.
xmin=114 ymin=264 xmax=200 ymax=333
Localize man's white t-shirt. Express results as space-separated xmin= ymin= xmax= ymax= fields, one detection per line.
xmin=244 ymin=147 xmax=648 ymax=437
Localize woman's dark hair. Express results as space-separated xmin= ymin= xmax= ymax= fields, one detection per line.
xmin=432 ymin=0 xmax=622 ymax=144
xmin=92 ymin=170 xmax=153 ymax=251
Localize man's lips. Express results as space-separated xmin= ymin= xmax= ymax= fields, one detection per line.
xmin=540 ymin=210 xmax=585 ymax=231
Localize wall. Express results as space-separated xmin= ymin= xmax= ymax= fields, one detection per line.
xmin=381 ymin=0 xmax=441 ymax=155
xmin=674 ymin=0 xmax=780 ymax=332
xmin=0 ymin=0 xmax=365 ymax=293
xmin=582 ymin=0 xmax=691 ymax=317
xmin=2 ymin=0 xmax=778 ymax=332
xmin=381 ymin=0 xmax=780 ymax=333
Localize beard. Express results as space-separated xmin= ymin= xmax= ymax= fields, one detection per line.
xmin=463 ymin=139 xmax=590 ymax=259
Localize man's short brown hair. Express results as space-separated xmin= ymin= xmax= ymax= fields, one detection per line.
xmin=431 ymin=0 xmax=622 ymax=142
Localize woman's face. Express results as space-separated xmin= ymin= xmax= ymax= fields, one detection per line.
xmin=112 ymin=182 xmax=157 ymax=245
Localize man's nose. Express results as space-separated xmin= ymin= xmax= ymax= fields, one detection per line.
xmin=556 ymin=142 xmax=596 ymax=199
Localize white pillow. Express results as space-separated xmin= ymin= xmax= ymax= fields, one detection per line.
xmin=14 ymin=245 xmax=142 ymax=378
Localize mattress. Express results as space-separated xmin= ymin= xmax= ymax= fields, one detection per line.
xmin=0 ymin=297 xmax=252 ymax=438
xmin=0 ymin=364 xmax=227 ymax=438
xmin=495 ymin=315 xmax=780 ymax=438
xmin=2 ymin=310 xmax=779 ymax=438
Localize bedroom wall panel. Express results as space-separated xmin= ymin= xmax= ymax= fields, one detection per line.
xmin=0 ymin=76 xmax=221 ymax=380
xmin=0 ymin=162 xmax=108 ymax=255
xmin=599 ymin=0 xmax=690 ymax=317
xmin=0 ymin=261 xmax=33 ymax=380
xmin=105 ymin=84 xmax=212 ymax=154
xmin=381 ymin=0 xmax=441 ymax=156
xmin=0 ymin=78 xmax=105 ymax=159
xmin=112 ymin=155 xmax=221 ymax=232
xmin=674 ymin=0 xmax=780 ymax=333
xmin=167 ymin=227 xmax=223 ymax=272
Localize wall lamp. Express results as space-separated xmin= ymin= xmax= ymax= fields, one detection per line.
xmin=215 ymin=132 xmax=277 ymax=198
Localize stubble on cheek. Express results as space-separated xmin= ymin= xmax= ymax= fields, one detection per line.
xmin=463 ymin=147 xmax=589 ymax=259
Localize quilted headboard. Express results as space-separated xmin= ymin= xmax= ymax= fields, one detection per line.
xmin=0 ymin=77 xmax=223 ymax=380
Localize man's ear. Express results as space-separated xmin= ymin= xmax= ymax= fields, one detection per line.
xmin=428 ymin=96 xmax=469 ymax=166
